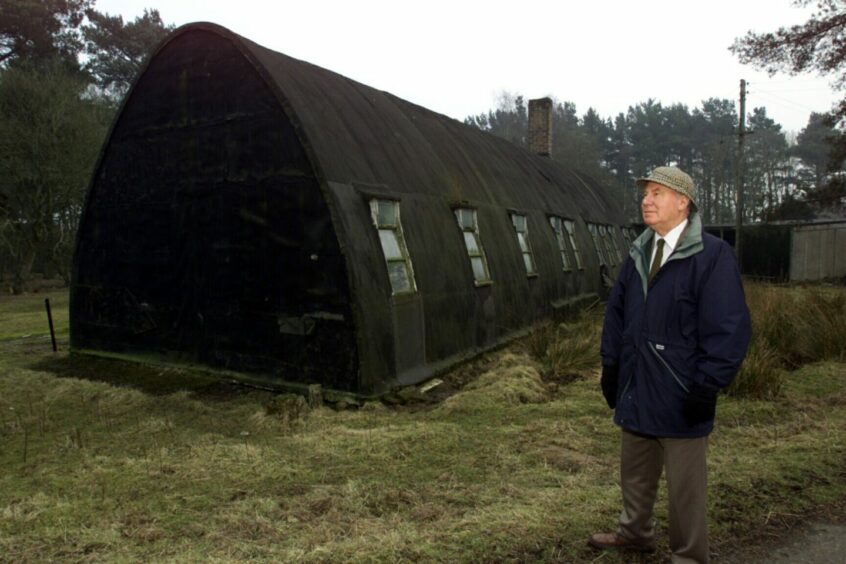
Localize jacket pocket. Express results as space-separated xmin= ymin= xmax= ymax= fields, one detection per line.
xmin=647 ymin=340 xmax=691 ymax=393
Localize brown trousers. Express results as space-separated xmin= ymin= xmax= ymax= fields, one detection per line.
xmin=618 ymin=429 xmax=710 ymax=564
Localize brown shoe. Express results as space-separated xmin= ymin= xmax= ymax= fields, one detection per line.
xmin=588 ymin=532 xmax=656 ymax=553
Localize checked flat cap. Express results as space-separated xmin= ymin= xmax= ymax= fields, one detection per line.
xmin=635 ymin=166 xmax=696 ymax=206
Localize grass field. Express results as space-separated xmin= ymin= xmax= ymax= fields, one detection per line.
xmin=1 ymin=287 xmax=845 ymax=562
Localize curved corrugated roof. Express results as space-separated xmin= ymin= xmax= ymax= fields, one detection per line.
xmin=187 ymin=22 xmax=622 ymax=224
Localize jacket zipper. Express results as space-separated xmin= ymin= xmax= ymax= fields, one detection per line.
xmin=619 ymin=372 xmax=633 ymax=399
xmin=647 ymin=341 xmax=689 ymax=393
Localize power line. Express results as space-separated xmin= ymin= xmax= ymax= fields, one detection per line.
xmin=750 ymin=78 xmax=833 ymax=85
xmin=750 ymin=90 xmax=829 ymax=113
xmin=753 ymin=87 xmax=834 ymax=94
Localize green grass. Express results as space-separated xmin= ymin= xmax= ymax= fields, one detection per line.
xmin=0 ymin=289 xmax=845 ymax=562
xmin=0 ymin=290 xmax=68 ymax=341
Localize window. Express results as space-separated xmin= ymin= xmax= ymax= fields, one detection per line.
xmin=510 ymin=213 xmax=537 ymax=276
xmin=454 ymin=207 xmax=491 ymax=284
xmin=563 ymin=219 xmax=583 ymax=269
xmin=599 ymin=225 xmax=617 ymax=265
xmin=620 ymin=227 xmax=633 ymax=246
xmin=370 ymin=199 xmax=416 ymax=294
xmin=609 ymin=226 xmax=624 ymax=262
xmin=624 ymin=226 xmax=640 ymax=245
xmin=549 ymin=216 xmax=574 ymax=272
xmin=588 ymin=223 xmax=606 ymax=266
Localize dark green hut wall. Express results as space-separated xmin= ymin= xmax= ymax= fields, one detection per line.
xmin=72 ymin=30 xmax=357 ymax=389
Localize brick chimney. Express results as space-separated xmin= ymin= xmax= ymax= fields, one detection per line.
xmin=528 ymin=97 xmax=553 ymax=157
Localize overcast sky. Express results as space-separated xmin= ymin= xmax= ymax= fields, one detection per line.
xmin=98 ymin=0 xmax=839 ymax=135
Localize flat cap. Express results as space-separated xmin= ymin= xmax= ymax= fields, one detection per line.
xmin=635 ymin=166 xmax=696 ymax=206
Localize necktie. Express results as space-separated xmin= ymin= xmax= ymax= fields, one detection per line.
xmin=649 ymin=238 xmax=665 ymax=283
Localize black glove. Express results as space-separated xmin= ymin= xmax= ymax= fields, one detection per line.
xmin=683 ymin=381 xmax=718 ymax=425
xmin=600 ymin=364 xmax=619 ymax=409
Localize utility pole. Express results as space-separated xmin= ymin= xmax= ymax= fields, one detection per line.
xmin=735 ymin=79 xmax=746 ymax=270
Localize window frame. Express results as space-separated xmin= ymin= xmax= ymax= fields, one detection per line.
xmin=510 ymin=212 xmax=538 ymax=277
xmin=599 ymin=225 xmax=617 ymax=266
xmin=609 ymin=226 xmax=624 ymax=262
xmin=369 ymin=198 xmax=417 ymax=295
xmin=563 ymin=219 xmax=583 ymax=270
xmin=587 ymin=223 xmax=607 ymax=266
xmin=549 ymin=215 xmax=575 ymax=272
xmin=454 ymin=207 xmax=492 ymax=286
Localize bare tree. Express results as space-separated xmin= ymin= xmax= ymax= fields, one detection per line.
xmin=731 ymin=0 xmax=846 ymax=124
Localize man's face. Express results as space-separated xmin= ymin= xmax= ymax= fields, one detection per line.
xmin=641 ymin=181 xmax=690 ymax=236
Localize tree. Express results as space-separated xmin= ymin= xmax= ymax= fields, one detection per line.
xmin=691 ymin=99 xmax=738 ymax=223
xmin=625 ymin=99 xmax=670 ymax=178
xmin=464 ymin=91 xmax=528 ymax=147
xmin=0 ymin=0 xmax=92 ymax=69
xmin=82 ymin=8 xmax=173 ymax=97
xmin=550 ymin=100 xmax=599 ymax=172
xmin=0 ymin=3 xmax=173 ymax=290
xmin=763 ymin=192 xmax=815 ymax=221
xmin=745 ymin=107 xmax=791 ymax=220
xmin=793 ymin=111 xmax=841 ymax=185
xmin=607 ymin=113 xmax=637 ymax=219
xmin=730 ymin=0 xmax=846 ymax=124
xmin=0 ymin=62 xmax=110 ymax=292
xmin=792 ymin=112 xmax=846 ymax=214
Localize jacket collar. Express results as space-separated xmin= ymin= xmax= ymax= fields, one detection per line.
xmin=630 ymin=212 xmax=704 ymax=297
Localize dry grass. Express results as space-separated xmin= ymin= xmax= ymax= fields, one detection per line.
xmin=1 ymin=288 xmax=845 ymax=562
xmin=521 ymin=306 xmax=602 ymax=383
xmin=727 ymin=282 xmax=846 ymax=398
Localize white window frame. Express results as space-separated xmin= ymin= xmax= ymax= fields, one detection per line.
xmin=609 ymin=226 xmax=624 ymax=262
xmin=510 ymin=213 xmax=537 ymax=276
xmin=549 ymin=216 xmax=574 ymax=272
xmin=370 ymin=199 xmax=417 ymax=295
xmin=454 ymin=207 xmax=492 ymax=285
xmin=563 ymin=219 xmax=583 ymax=269
xmin=588 ymin=223 xmax=606 ymax=266
xmin=599 ymin=225 xmax=617 ymax=266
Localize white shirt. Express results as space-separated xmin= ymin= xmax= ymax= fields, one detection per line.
xmin=650 ymin=218 xmax=688 ymax=268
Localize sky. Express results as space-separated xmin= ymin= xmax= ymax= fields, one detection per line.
xmin=97 ymin=0 xmax=840 ymax=135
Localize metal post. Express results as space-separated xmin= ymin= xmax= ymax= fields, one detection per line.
xmin=45 ymin=298 xmax=57 ymax=352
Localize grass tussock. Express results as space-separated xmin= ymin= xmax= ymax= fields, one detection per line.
xmin=438 ymin=352 xmax=549 ymax=413
xmin=1 ymin=288 xmax=846 ymax=562
xmin=522 ymin=307 xmax=602 ymax=382
xmin=727 ymin=283 xmax=846 ymax=398
xmin=729 ymin=339 xmax=784 ymax=399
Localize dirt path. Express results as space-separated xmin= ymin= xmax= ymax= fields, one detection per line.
xmin=714 ymin=503 xmax=846 ymax=564
xmin=718 ymin=518 xmax=846 ymax=563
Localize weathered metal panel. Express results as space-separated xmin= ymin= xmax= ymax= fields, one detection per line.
xmin=790 ymin=223 xmax=846 ymax=281
xmin=837 ymin=226 xmax=846 ymax=277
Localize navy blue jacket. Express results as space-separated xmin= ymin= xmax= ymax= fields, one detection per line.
xmin=601 ymin=213 xmax=751 ymax=438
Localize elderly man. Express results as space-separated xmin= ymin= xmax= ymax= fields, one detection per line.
xmin=589 ymin=166 xmax=751 ymax=564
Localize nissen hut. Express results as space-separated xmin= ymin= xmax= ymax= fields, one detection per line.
xmin=71 ymin=23 xmax=630 ymax=396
